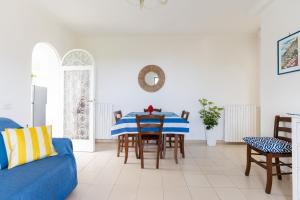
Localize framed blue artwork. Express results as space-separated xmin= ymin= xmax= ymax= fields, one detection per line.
xmin=277 ymin=30 xmax=300 ymax=75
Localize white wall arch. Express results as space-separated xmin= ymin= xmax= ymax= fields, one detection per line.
xmin=31 ymin=42 xmax=63 ymax=137
xmin=32 ymin=42 xmax=61 ymax=86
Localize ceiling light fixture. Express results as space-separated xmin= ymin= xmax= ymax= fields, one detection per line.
xmin=128 ymin=0 xmax=168 ymax=9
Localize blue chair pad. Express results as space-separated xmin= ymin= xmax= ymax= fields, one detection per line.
xmin=243 ymin=137 xmax=292 ymax=154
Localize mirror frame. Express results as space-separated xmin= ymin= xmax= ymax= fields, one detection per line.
xmin=138 ymin=65 xmax=165 ymax=92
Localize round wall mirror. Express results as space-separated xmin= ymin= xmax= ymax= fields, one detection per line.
xmin=145 ymin=71 xmax=159 ymax=86
xmin=138 ymin=65 xmax=165 ymax=92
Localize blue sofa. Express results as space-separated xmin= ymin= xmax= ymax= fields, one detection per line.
xmin=0 ymin=118 xmax=78 ymax=200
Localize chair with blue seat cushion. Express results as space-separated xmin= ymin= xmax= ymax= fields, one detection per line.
xmin=243 ymin=115 xmax=292 ymax=194
xmin=243 ymin=137 xmax=292 ymax=154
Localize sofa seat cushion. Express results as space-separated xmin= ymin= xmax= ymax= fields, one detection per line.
xmin=243 ymin=137 xmax=292 ymax=154
xmin=0 ymin=155 xmax=77 ymax=200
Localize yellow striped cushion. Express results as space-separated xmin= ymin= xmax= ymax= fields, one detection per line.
xmin=2 ymin=125 xmax=57 ymax=169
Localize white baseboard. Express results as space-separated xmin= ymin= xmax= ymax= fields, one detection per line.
xmin=95 ymin=139 xmax=236 ymax=145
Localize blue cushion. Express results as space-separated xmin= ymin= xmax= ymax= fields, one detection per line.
xmin=0 ymin=155 xmax=77 ymax=200
xmin=0 ymin=118 xmax=22 ymax=169
xmin=0 ymin=138 xmax=77 ymax=200
xmin=243 ymin=137 xmax=292 ymax=154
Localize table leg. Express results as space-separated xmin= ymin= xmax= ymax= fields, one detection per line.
xmin=174 ymin=134 xmax=178 ymax=164
xmin=124 ymin=134 xmax=129 ymax=164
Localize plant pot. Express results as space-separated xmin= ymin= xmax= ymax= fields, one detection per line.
xmin=205 ymin=129 xmax=216 ymax=146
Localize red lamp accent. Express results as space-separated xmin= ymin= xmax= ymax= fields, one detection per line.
xmin=147 ymin=105 xmax=154 ymax=115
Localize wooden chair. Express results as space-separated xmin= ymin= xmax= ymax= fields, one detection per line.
xmin=114 ymin=111 xmax=124 ymax=157
xmin=144 ymin=108 xmax=162 ymax=112
xmin=114 ymin=111 xmax=138 ymax=161
xmin=243 ymin=115 xmax=292 ymax=194
xmin=136 ymin=115 xmax=164 ymax=169
xmin=166 ymin=110 xmax=189 ymax=163
xmin=143 ymin=108 xmax=162 ymax=144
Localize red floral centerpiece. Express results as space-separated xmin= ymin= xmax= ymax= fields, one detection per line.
xmin=147 ymin=105 xmax=154 ymax=115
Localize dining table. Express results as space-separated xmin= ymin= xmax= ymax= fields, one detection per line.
xmin=111 ymin=111 xmax=189 ymax=163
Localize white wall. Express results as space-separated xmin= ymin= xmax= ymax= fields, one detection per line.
xmin=78 ymin=35 xmax=259 ymax=140
xmin=260 ymin=0 xmax=300 ymax=135
xmin=0 ymin=1 xmax=77 ymax=127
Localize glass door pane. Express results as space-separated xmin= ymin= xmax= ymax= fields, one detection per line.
xmin=64 ymin=70 xmax=90 ymax=140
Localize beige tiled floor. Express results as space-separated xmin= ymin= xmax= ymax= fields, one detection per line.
xmin=67 ymin=142 xmax=292 ymax=200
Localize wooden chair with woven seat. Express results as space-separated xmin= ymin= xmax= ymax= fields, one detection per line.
xmin=143 ymin=108 xmax=161 ymax=144
xmin=166 ymin=110 xmax=189 ymax=163
xmin=143 ymin=108 xmax=162 ymax=112
xmin=114 ymin=111 xmax=138 ymax=161
xmin=136 ymin=115 xmax=164 ymax=169
xmin=243 ymin=115 xmax=292 ymax=194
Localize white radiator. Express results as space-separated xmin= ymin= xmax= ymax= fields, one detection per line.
xmin=224 ymin=104 xmax=259 ymax=142
xmin=95 ymin=103 xmax=114 ymax=139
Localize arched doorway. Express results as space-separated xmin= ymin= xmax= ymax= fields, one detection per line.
xmin=62 ymin=49 xmax=95 ymax=152
xmin=31 ymin=43 xmax=62 ymax=137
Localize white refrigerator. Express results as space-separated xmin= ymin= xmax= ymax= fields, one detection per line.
xmin=31 ymin=85 xmax=47 ymax=127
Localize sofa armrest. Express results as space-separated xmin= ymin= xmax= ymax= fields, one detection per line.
xmin=52 ymin=138 xmax=74 ymax=156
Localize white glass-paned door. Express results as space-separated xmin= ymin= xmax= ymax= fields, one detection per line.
xmin=63 ymin=66 xmax=95 ymax=152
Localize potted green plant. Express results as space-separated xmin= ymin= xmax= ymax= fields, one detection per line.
xmin=199 ymin=98 xmax=223 ymax=146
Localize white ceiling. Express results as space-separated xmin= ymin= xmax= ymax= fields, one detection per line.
xmin=34 ymin=0 xmax=273 ymax=36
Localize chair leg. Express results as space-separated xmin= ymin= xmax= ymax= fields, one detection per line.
xmin=162 ymin=135 xmax=166 ymax=159
xmin=179 ymin=136 xmax=183 ymax=154
xmin=120 ymin=136 xmax=124 ymax=152
xmin=265 ymin=153 xmax=273 ymax=194
xmin=131 ymin=136 xmax=135 ymax=147
xmin=135 ymin=136 xmax=139 ymax=159
xmin=160 ymin=141 xmax=164 ymax=159
xmin=156 ymin=136 xmax=161 ymax=169
xmin=275 ymin=157 xmax=282 ymax=180
xmin=124 ymin=134 xmax=129 ymax=164
xmin=117 ymin=135 xmax=121 ymax=157
xmin=139 ymin=136 xmax=144 ymax=169
xmin=174 ymin=135 xmax=178 ymax=164
xmin=168 ymin=136 xmax=171 ymax=147
xmin=245 ymin=145 xmax=251 ymax=176
xmin=181 ymin=135 xmax=185 ymax=158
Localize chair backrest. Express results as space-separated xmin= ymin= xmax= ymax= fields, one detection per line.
xmin=181 ymin=110 xmax=190 ymax=120
xmin=274 ymin=115 xmax=292 ymax=142
xmin=136 ymin=115 xmax=164 ymax=136
xmin=113 ymin=110 xmax=122 ymax=122
xmin=143 ymin=108 xmax=162 ymax=112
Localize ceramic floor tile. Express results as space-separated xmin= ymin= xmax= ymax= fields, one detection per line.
xmin=215 ymin=188 xmax=247 ymax=200
xmin=108 ymin=184 xmax=138 ymax=200
xmin=139 ymin=170 xmax=163 ymax=187
xmin=84 ymin=184 xmax=114 ymax=200
xmin=164 ymin=186 xmax=192 ymax=200
xmin=184 ymin=172 xmax=210 ymax=187
xmin=240 ymin=189 xmax=273 ymax=200
xmin=189 ymin=187 xmax=220 ymax=200
xmin=228 ymin=175 xmax=264 ymax=189
xmin=162 ymin=172 xmax=187 ymax=188
xmin=136 ymin=185 xmax=163 ymax=200
xmin=66 ymin=183 xmax=91 ymax=200
xmin=70 ymin=142 xmax=292 ymax=200
xmin=115 ymin=171 xmax=141 ymax=186
xmin=206 ymin=175 xmax=235 ymax=187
